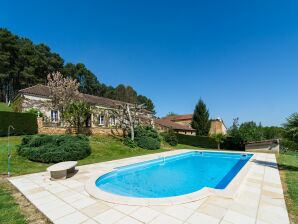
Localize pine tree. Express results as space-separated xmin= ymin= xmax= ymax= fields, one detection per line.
xmin=191 ymin=99 xmax=210 ymax=136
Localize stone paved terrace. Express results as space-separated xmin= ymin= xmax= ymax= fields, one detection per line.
xmin=9 ymin=150 xmax=290 ymax=224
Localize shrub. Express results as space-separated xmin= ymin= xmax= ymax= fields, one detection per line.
xmin=163 ymin=130 xmax=178 ymax=146
xmin=280 ymin=139 xmax=298 ymax=152
xmin=221 ymin=137 xmax=245 ymax=151
xmin=26 ymin=108 xmax=43 ymax=117
xmin=133 ymin=126 xmax=161 ymax=150
xmin=0 ymin=111 xmax=37 ymax=136
xmin=137 ymin=136 xmax=160 ymax=150
xmin=176 ymin=134 xmax=217 ymax=148
xmin=123 ymin=137 xmax=137 ymax=148
xmin=17 ymin=135 xmax=91 ymax=163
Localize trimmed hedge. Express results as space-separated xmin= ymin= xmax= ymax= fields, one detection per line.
xmin=176 ymin=134 xmax=217 ymax=148
xmin=221 ymin=137 xmax=245 ymax=151
xmin=0 ymin=111 xmax=37 ymax=136
xmin=17 ymin=135 xmax=91 ymax=163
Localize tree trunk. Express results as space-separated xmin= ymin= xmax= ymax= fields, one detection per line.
xmin=127 ymin=105 xmax=134 ymax=141
xmin=217 ymin=143 xmax=220 ymax=150
xmin=131 ymin=126 xmax=134 ymax=141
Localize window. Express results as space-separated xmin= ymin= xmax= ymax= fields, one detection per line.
xmin=51 ymin=110 xmax=58 ymax=122
xmin=98 ymin=115 xmax=105 ymax=125
xmin=109 ymin=116 xmax=116 ymax=126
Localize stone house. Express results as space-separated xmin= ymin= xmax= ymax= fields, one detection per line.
xmin=12 ymin=84 xmax=154 ymax=134
xmin=155 ymin=114 xmax=227 ymax=135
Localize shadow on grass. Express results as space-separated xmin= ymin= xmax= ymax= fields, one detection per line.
xmin=252 ymin=159 xmax=298 ymax=172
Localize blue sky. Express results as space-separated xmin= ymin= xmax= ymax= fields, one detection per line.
xmin=1 ymin=0 xmax=298 ymax=127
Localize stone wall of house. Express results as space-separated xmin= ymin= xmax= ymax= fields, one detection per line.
xmin=37 ymin=118 xmax=124 ymax=136
xmin=209 ymin=120 xmax=227 ymax=135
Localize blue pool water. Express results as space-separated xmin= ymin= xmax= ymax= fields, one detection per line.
xmin=96 ymin=151 xmax=253 ymax=198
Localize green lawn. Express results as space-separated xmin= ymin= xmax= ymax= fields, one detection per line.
xmin=0 ymin=180 xmax=27 ymax=224
xmin=277 ymin=152 xmax=298 ymax=224
xmin=0 ymin=102 xmax=12 ymax=112
xmin=0 ymin=135 xmax=199 ymax=176
xmin=0 ymin=136 xmax=48 ymax=175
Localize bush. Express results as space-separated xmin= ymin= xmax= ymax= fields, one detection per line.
xmin=176 ymin=134 xmax=217 ymax=148
xmin=280 ymin=139 xmax=298 ymax=152
xmin=17 ymin=135 xmax=91 ymax=163
xmin=221 ymin=137 xmax=245 ymax=151
xmin=133 ymin=126 xmax=161 ymax=150
xmin=26 ymin=108 xmax=43 ymax=117
xmin=0 ymin=111 xmax=37 ymax=136
xmin=163 ymin=130 xmax=178 ymax=146
xmin=123 ymin=137 xmax=137 ymax=148
xmin=137 ymin=136 xmax=160 ymax=150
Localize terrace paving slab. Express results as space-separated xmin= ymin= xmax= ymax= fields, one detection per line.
xmin=9 ymin=150 xmax=290 ymax=224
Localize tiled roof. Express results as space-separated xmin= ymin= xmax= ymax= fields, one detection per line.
xmin=82 ymin=93 xmax=128 ymax=108
xmin=155 ymin=114 xmax=195 ymax=131
xmin=163 ymin=114 xmax=193 ymax=121
xmin=18 ymin=84 xmax=151 ymax=111
xmin=19 ymin=84 xmax=51 ymax=97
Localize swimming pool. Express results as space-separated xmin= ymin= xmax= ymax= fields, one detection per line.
xmin=95 ymin=151 xmax=253 ymax=198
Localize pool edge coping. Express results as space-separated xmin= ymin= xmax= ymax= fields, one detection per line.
xmin=85 ymin=150 xmax=255 ymax=206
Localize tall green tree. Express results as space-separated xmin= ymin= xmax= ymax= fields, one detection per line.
xmin=62 ymin=63 xmax=101 ymax=95
xmin=191 ymin=98 xmax=210 ymax=136
xmin=283 ymin=113 xmax=298 ymax=143
xmin=238 ymin=121 xmax=263 ymax=142
xmin=0 ymin=28 xmax=64 ymax=102
xmin=137 ymin=95 xmax=155 ymax=113
xmin=125 ymin=86 xmax=138 ymax=103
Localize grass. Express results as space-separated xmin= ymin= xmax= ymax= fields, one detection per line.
xmin=0 ymin=180 xmax=27 ymax=224
xmin=0 ymin=102 xmax=12 ymax=112
xmin=0 ymin=135 xmax=200 ymax=176
xmin=277 ymin=152 xmax=298 ymax=224
xmin=0 ymin=136 xmax=48 ymax=175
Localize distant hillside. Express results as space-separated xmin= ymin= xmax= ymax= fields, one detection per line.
xmin=0 ymin=28 xmax=155 ymax=112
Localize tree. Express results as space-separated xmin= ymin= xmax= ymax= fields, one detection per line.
xmin=114 ymin=84 xmax=126 ymax=102
xmin=165 ymin=112 xmax=178 ymax=117
xmin=125 ymin=86 xmax=138 ymax=103
xmin=262 ymin=126 xmax=284 ymax=139
xmin=191 ymin=99 xmax=210 ymax=136
xmin=227 ymin=117 xmax=243 ymax=145
xmin=238 ymin=121 xmax=263 ymax=142
xmin=210 ymin=133 xmax=226 ymax=150
xmin=62 ymin=63 xmax=101 ymax=95
xmin=47 ymin=72 xmax=81 ymax=119
xmin=283 ymin=113 xmax=298 ymax=143
xmin=111 ymin=103 xmax=146 ymax=140
xmin=64 ymin=101 xmax=91 ymax=133
xmin=0 ymin=28 xmax=64 ymax=102
xmin=137 ymin=95 xmax=155 ymax=113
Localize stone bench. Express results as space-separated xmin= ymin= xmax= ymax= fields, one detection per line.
xmin=47 ymin=161 xmax=78 ymax=180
